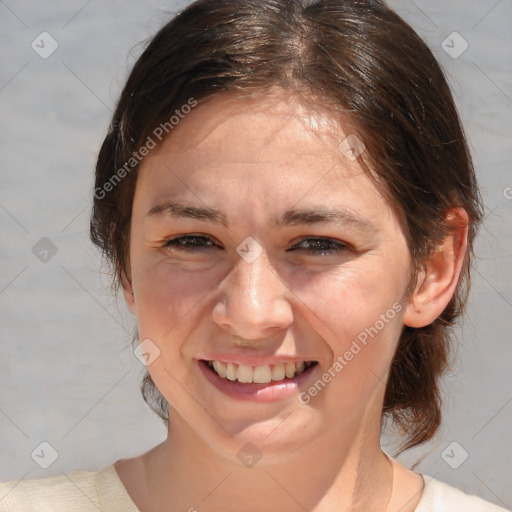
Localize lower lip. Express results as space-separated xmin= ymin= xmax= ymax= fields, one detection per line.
xmin=198 ymin=360 xmax=317 ymax=402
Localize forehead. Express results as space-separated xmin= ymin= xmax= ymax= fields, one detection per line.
xmin=165 ymin=91 xmax=344 ymax=162
xmin=135 ymin=90 xmax=395 ymax=229
xmin=143 ymin=90 xmax=371 ymax=188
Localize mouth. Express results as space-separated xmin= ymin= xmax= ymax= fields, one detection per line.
xmin=198 ymin=359 xmax=319 ymax=402
xmin=205 ymin=359 xmax=317 ymax=383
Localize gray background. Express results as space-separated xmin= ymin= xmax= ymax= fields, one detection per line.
xmin=1 ymin=0 xmax=511 ymax=508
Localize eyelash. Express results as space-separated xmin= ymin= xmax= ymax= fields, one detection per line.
xmin=162 ymin=235 xmax=348 ymax=255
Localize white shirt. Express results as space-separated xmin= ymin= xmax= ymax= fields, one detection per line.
xmin=0 ymin=464 xmax=509 ymax=511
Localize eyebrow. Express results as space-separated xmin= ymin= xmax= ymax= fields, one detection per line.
xmin=147 ymin=201 xmax=230 ymax=227
xmin=147 ymin=201 xmax=377 ymax=233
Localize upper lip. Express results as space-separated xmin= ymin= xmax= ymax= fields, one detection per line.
xmin=196 ymin=353 xmax=317 ymax=366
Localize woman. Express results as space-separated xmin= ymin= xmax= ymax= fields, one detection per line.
xmin=0 ymin=0 xmax=508 ymax=510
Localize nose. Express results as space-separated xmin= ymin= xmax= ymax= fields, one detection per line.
xmin=211 ymin=249 xmax=293 ymax=341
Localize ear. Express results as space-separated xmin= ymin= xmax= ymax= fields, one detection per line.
xmin=403 ymin=208 xmax=469 ymax=328
xmin=121 ymin=272 xmax=137 ymax=315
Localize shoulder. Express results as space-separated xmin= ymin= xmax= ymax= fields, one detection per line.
xmin=0 ymin=464 xmax=139 ymax=512
xmin=0 ymin=468 xmax=101 ymax=512
xmin=416 ymin=474 xmax=510 ymax=512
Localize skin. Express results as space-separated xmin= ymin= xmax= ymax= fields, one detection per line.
xmin=115 ymin=87 xmax=468 ymax=512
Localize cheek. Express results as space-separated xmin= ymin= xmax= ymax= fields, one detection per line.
xmin=296 ymin=259 xmax=405 ymax=334
xmin=133 ymin=258 xmax=221 ymax=339
xmin=292 ymin=260 xmax=407 ymax=396
xmin=130 ymin=261 xmax=221 ymax=407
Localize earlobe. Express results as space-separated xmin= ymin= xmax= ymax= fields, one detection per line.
xmin=121 ymin=272 xmax=137 ymax=315
xmin=403 ymin=208 xmax=469 ymax=328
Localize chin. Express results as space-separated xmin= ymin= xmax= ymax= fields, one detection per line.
xmin=200 ymin=411 xmax=322 ymax=466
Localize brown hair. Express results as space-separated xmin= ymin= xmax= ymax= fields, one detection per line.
xmin=90 ymin=0 xmax=483 ymax=453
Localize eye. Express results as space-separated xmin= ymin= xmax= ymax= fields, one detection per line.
xmin=288 ymin=237 xmax=348 ymax=255
xmin=162 ymin=235 xmax=348 ymax=256
xmin=163 ymin=235 xmax=219 ymax=252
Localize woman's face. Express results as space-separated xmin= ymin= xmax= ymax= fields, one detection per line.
xmin=125 ymin=90 xmax=414 ymax=461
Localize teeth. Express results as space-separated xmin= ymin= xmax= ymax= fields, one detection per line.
xmin=271 ymin=363 xmax=285 ymax=381
xmin=253 ymin=365 xmax=272 ymax=384
xmin=285 ymin=362 xmax=296 ymax=379
xmin=236 ymin=364 xmax=253 ymax=383
xmin=208 ymin=360 xmax=311 ymax=383
xmin=226 ymin=362 xmax=237 ymax=381
xmin=212 ymin=360 xmax=227 ymax=378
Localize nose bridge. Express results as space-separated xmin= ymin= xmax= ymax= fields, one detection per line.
xmin=211 ymin=247 xmax=293 ymax=338
xmin=236 ymin=251 xmax=276 ymax=310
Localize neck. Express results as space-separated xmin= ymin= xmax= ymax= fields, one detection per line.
xmin=142 ymin=412 xmax=395 ymax=512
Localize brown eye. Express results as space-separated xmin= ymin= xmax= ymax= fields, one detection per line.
xmin=288 ymin=237 xmax=348 ymax=255
xmin=163 ymin=235 xmax=219 ymax=252
xmin=163 ymin=235 xmax=348 ymax=256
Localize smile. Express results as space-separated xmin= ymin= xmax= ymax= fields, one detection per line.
xmin=198 ymin=359 xmax=319 ymax=402
xmin=206 ymin=360 xmax=316 ymax=384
